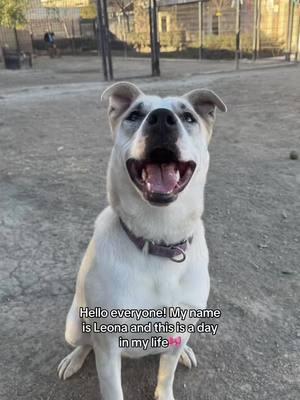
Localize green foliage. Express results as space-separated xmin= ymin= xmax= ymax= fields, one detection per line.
xmin=202 ymin=33 xmax=284 ymax=53
xmin=0 ymin=0 xmax=28 ymax=28
xmin=159 ymin=31 xmax=185 ymax=49
xmin=80 ymin=4 xmax=97 ymax=19
xmin=203 ymin=34 xmax=236 ymax=50
xmin=127 ymin=32 xmax=150 ymax=49
xmin=126 ymin=30 xmax=285 ymax=57
xmin=127 ymin=31 xmax=186 ymax=52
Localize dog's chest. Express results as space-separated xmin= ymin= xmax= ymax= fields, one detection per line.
xmin=86 ymin=252 xmax=207 ymax=357
xmin=87 ymin=245 xmax=208 ymax=312
xmin=84 ymin=218 xmax=209 ymax=357
xmin=85 ymin=211 xmax=209 ymax=316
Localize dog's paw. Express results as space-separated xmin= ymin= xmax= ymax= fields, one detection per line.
xmin=179 ymin=344 xmax=197 ymax=369
xmin=154 ymin=387 xmax=175 ymax=400
xmin=57 ymin=346 xmax=90 ymax=380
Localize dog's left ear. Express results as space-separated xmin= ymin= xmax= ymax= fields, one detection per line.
xmin=183 ymin=89 xmax=227 ymax=123
xmin=101 ymin=82 xmax=144 ymax=132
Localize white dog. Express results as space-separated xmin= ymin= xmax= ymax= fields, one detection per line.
xmin=57 ymin=82 xmax=226 ymax=400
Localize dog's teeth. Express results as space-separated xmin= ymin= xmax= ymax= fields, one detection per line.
xmin=146 ymin=182 xmax=152 ymax=192
xmin=142 ymin=169 xmax=147 ymax=181
xmin=176 ymin=170 xmax=180 ymax=181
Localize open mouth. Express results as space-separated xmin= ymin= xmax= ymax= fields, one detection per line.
xmin=126 ymin=148 xmax=196 ymax=205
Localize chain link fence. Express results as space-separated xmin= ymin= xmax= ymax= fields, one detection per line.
xmin=1 ymin=0 xmax=300 ymax=75
xmin=107 ymin=0 xmax=300 ymax=60
xmin=0 ymin=26 xmax=33 ymax=52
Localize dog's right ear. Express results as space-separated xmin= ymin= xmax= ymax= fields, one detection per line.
xmin=101 ymin=82 xmax=143 ymax=131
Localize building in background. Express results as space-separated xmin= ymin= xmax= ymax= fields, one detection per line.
xmin=97 ymin=0 xmax=290 ymax=55
xmin=21 ymin=0 xmax=300 ymax=56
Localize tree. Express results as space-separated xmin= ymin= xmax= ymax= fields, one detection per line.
xmin=0 ymin=0 xmax=28 ymax=28
xmin=112 ymin=0 xmax=131 ymax=32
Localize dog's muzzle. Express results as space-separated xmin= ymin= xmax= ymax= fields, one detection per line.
xmin=126 ymin=108 xmax=196 ymax=206
xmin=143 ymin=108 xmax=179 ymax=152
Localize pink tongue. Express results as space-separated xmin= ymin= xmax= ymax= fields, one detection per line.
xmin=145 ymin=163 xmax=178 ymax=194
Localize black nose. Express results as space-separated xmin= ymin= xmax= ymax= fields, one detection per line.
xmin=146 ymin=108 xmax=177 ymax=128
xmin=143 ymin=108 xmax=180 ymax=160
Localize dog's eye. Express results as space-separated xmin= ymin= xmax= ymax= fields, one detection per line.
xmin=126 ymin=111 xmax=143 ymax=122
xmin=182 ymin=112 xmax=196 ymax=124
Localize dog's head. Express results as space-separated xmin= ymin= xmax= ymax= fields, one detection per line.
xmin=102 ymin=82 xmax=226 ymax=211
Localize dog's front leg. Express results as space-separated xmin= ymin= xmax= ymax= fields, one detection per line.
xmin=93 ymin=335 xmax=123 ymax=400
xmin=154 ymin=345 xmax=184 ymax=400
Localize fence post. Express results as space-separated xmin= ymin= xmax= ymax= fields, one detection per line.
xmin=102 ymin=0 xmax=114 ymax=80
xmin=286 ymin=0 xmax=295 ymax=61
xmin=296 ymin=10 xmax=300 ymax=61
xmin=252 ymin=0 xmax=258 ymax=60
xmin=29 ymin=22 xmax=35 ymax=55
xmin=152 ymin=0 xmax=160 ymax=76
xmin=14 ymin=27 xmax=20 ymax=53
xmin=149 ymin=0 xmax=160 ymax=77
xmin=257 ymin=0 xmax=261 ymax=57
xmin=123 ymin=15 xmax=128 ymax=58
xmin=96 ymin=0 xmax=108 ymax=81
xmin=198 ymin=0 xmax=204 ymax=60
xmin=149 ymin=0 xmax=155 ymax=75
xmin=71 ymin=19 xmax=76 ymax=54
xmin=235 ymin=0 xmax=241 ymax=70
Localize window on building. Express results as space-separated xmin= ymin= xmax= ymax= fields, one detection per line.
xmin=161 ymin=16 xmax=167 ymax=33
xmin=212 ymin=15 xmax=219 ymax=35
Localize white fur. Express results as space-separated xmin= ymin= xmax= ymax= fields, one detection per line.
xmin=58 ymin=83 xmax=226 ymax=400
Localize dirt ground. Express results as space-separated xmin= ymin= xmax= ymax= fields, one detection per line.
xmin=0 ymin=55 xmax=293 ymax=90
xmin=0 ymin=56 xmax=299 ymax=400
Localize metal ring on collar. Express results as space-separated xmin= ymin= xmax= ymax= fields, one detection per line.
xmin=170 ymin=246 xmax=186 ymax=263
